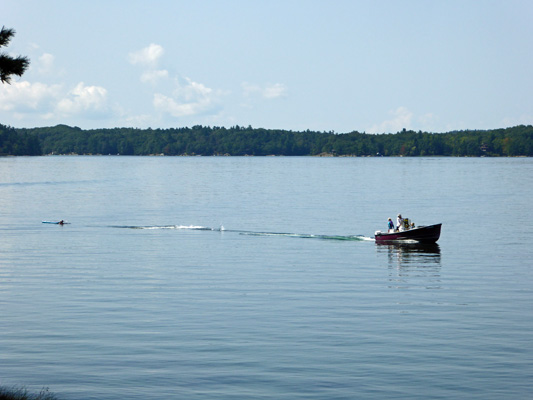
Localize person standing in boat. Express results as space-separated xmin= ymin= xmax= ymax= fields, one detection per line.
xmin=387 ymin=218 xmax=394 ymax=232
xmin=396 ymin=214 xmax=403 ymax=231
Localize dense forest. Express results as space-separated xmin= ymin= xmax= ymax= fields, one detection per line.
xmin=1 ymin=123 xmax=533 ymax=157
xmin=0 ymin=124 xmax=41 ymax=155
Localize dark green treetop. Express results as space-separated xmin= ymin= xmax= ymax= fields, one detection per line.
xmin=0 ymin=26 xmax=30 ymax=84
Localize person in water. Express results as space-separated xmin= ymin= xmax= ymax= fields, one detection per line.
xmin=387 ymin=218 xmax=394 ymax=232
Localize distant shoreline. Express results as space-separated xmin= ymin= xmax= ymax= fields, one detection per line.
xmin=2 ymin=153 xmax=531 ymax=158
xmin=2 ymin=124 xmax=533 ymax=157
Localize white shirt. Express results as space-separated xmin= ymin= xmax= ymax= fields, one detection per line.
xmin=397 ymin=216 xmax=403 ymax=231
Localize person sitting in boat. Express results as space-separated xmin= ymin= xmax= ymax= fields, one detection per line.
xmin=59 ymin=220 xmax=64 ymax=225
xmin=387 ymin=218 xmax=394 ymax=232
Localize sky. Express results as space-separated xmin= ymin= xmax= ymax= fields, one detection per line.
xmin=1 ymin=0 xmax=532 ymax=133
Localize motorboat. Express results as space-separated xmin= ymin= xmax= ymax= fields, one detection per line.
xmin=374 ymin=223 xmax=442 ymax=244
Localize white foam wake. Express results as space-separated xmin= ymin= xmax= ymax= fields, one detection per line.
xmin=114 ymin=224 xmax=213 ymax=230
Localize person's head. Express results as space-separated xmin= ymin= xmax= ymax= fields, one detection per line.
xmin=388 ymin=218 xmax=391 ymax=221
xmin=398 ymin=214 xmax=402 ymax=218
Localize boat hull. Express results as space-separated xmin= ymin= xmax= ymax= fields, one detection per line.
xmin=374 ymin=223 xmax=442 ymax=244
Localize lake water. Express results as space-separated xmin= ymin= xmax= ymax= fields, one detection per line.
xmin=1 ymin=156 xmax=532 ymax=399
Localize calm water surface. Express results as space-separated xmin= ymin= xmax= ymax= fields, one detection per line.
xmin=1 ymin=156 xmax=532 ymax=399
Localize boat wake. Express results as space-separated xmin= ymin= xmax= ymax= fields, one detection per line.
xmin=238 ymin=231 xmax=373 ymax=241
xmin=111 ymin=224 xmax=373 ymax=242
xmin=111 ymin=224 xmax=217 ymax=231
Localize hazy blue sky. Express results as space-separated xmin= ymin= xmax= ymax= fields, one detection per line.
xmin=1 ymin=0 xmax=532 ymax=133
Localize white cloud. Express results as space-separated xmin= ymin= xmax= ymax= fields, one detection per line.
xmin=368 ymin=106 xmax=413 ymax=133
xmin=154 ymin=94 xmax=197 ymax=117
xmin=37 ymin=53 xmax=55 ymax=75
xmin=263 ymin=83 xmax=287 ymax=99
xmin=140 ymin=69 xmax=169 ymax=84
xmin=128 ymin=44 xmax=164 ymax=68
xmin=129 ymin=44 xmax=170 ymax=85
xmin=128 ymin=43 xmax=224 ymax=119
xmin=0 ymin=80 xmax=62 ymax=112
xmin=174 ymin=77 xmax=212 ymax=102
xmin=25 ymin=46 xmax=64 ymax=77
xmin=56 ymin=82 xmax=108 ymax=116
xmin=0 ymin=80 xmax=109 ymax=120
xmin=242 ymin=82 xmax=287 ymax=99
xmin=153 ymin=77 xmax=219 ymax=117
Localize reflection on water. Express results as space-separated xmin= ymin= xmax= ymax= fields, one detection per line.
xmin=378 ymin=243 xmax=441 ymax=264
xmin=376 ymin=243 xmax=442 ymax=290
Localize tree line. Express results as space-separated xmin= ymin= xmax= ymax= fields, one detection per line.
xmin=1 ymin=123 xmax=532 ymax=157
